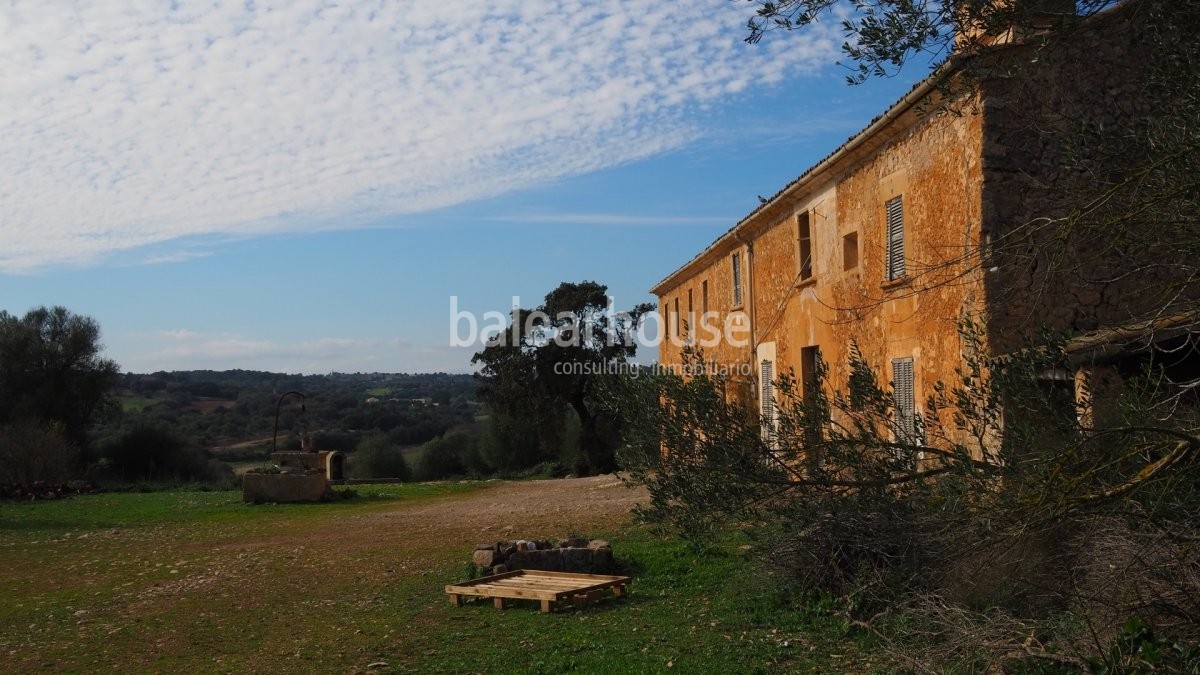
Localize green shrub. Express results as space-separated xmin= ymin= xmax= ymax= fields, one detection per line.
xmin=0 ymin=421 xmax=80 ymax=485
xmin=101 ymin=425 xmax=230 ymax=485
xmin=348 ymin=432 xmax=411 ymax=481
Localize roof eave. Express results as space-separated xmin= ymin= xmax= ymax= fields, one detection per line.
xmin=650 ymin=61 xmax=955 ymax=298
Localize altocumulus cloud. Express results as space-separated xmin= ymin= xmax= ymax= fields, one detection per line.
xmin=0 ymin=1 xmax=838 ymax=272
xmin=128 ymin=329 xmax=470 ymax=373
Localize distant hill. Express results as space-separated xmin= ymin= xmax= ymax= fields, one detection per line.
xmin=98 ymin=370 xmax=477 ymax=461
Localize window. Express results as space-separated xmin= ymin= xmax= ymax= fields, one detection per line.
xmin=801 ymin=346 xmax=821 ymax=400
xmin=687 ymin=289 xmax=693 ymax=338
xmin=760 ymin=358 xmax=776 ymax=446
xmin=801 ymin=345 xmax=822 ymax=467
xmin=843 ymin=232 xmax=859 ymax=270
xmin=891 ymin=357 xmax=919 ymax=446
xmin=797 ymin=211 xmax=813 ymax=281
xmin=673 ymin=297 xmax=680 ymax=338
xmin=732 ymin=252 xmax=744 ymax=306
xmin=701 ymin=280 xmax=708 ymax=314
xmin=885 ymin=195 xmax=905 ymax=281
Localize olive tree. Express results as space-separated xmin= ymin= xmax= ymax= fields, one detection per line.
xmin=0 ymin=306 xmax=120 ymax=479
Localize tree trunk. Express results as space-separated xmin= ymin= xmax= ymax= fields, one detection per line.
xmin=571 ymin=398 xmax=614 ymax=475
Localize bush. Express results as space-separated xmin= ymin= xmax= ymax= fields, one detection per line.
xmin=0 ymin=421 xmax=80 ymax=485
xmin=415 ymin=431 xmax=473 ymax=481
xmin=607 ymin=331 xmax=1200 ymax=670
xmin=312 ymin=430 xmax=358 ymax=454
xmin=101 ymin=425 xmax=230 ymax=485
xmin=348 ymin=433 xmax=411 ymax=481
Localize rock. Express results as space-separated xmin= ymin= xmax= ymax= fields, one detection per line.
xmin=470 ymin=536 xmax=620 ymax=575
xmin=509 ymin=548 xmax=564 ymax=572
xmin=562 ymin=547 xmax=592 ymax=573
xmin=591 ymin=547 xmax=615 ymax=573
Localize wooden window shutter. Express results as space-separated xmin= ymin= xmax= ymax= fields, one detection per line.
xmin=892 ymin=357 xmax=916 ymax=443
xmin=760 ymin=359 xmax=776 ymax=445
xmin=732 ymin=253 xmax=743 ymax=306
xmin=886 ymin=196 xmax=905 ymax=281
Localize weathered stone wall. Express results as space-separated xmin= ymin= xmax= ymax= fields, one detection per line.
xmin=271 ymin=450 xmax=343 ymax=481
xmin=470 ymin=538 xmax=616 ymax=576
xmin=654 ymin=2 xmax=1183 ymax=454
xmin=980 ymin=2 xmax=1192 ymax=351
xmin=814 ymin=103 xmax=985 ymax=400
xmin=658 ymin=244 xmax=755 ymax=404
xmin=242 ymin=472 xmax=329 ymax=503
xmin=657 ymin=89 xmax=985 ymax=436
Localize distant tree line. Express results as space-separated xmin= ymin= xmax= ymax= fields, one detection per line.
xmin=0 ymin=291 xmax=652 ymax=490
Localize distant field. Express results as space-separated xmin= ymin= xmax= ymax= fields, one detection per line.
xmin=229 ymin=460 xmax=270 ymax=475
xmin=188 ymin=398 xmax=237 ymax=413
xmin=116 ymin=395 xmax=236 ymax=415
xmin=365 ymin=386 xmax=393 ymax=396
xmin=212 ymin=437 xmax=273 ymax=450
xmin=0 ymin=479 xmax=862 ymax=672
xmin=119 ymin=395 xmax=162 ymax=413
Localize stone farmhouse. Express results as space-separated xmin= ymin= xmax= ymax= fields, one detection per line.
xmin=651 ymin=0 xmax=1196 ymax=441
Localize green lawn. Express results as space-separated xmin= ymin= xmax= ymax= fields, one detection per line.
xmin=0 ymin=485 xmax=870 ymax=673
xmin=403 ymin=531 xmax=871 ymax=674
xmin=118 ymin=395 xmax=163 ymax=413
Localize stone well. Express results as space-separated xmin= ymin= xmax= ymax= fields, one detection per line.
xmin=241 ymin=450 xmax=345 ymax=503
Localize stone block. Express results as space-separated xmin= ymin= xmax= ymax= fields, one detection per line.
xmin=562 ymin=547 xmax=593 ymax=573
xmin=509 ymin=549 xmax=564 ymax=572
xmin=242 ymin=472 xmax=328 ymax=504
xmin=590 ymin=547 xmax=615 ymax=573
xmin=472 ymin=549 xmax=496 ymax=568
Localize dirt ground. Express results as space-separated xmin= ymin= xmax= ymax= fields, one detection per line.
xmin=217 ymin=475 xmax=651 ymax=555
xmin=182 ymin=475 xmax=654 ymax=590
xmin=358 ymin=475 xmax=650 ymax=542
xmin=2 ymin=476 xmax=653 ymax=672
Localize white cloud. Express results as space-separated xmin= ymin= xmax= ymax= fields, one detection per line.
xmin=0 ymin=1 xmax=838 ymax=272
xmin=125 ymin=329 xmax=473 ymax=374
xmin=140 ymin=250 xmax=212 ymax=265
xmin=492 ymin=212 xmax=731 ymax=227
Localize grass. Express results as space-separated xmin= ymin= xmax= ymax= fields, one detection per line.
xmin=399 ymin=530 xmax=874 ymax=674
xmin=0 ymin=484 xmax=872 ymax=673
xmin=118 ymin=395 xmax=163 ymax=413
xmin=0 ymin=483 xmax=476 ymax=537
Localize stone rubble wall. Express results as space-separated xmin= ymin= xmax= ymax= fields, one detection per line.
xmin=471 ymin=538 xmax=615 ymax=576
xmin=242 ymin=472 xmax=329 ymax=503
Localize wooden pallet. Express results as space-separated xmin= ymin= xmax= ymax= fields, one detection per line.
xmin=445 ymin=569 xmax=630 ymax=613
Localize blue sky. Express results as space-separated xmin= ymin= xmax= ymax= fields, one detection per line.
xmin=0 ymin=1 xmax=930 ymax=374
